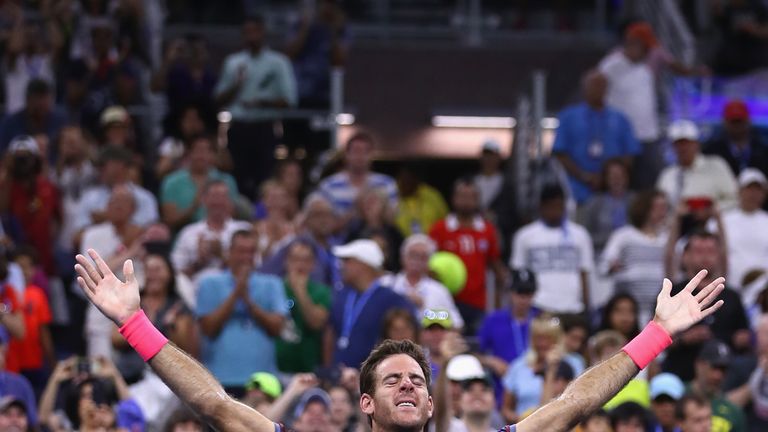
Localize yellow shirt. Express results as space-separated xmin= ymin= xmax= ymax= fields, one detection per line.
xmin=395 ymin=184 xmax=449 ymax=237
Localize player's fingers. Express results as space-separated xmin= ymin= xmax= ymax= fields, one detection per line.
xmin=700 ymin=300 xmax=725 ymax=319
xmin=88 ymin=249 xmax=113 ymax=278
xmin=76 ymin=254 xmax=103 ymax=283
xmin=683 ymin=269 xmax=708 ymax=294
xmin=695 ymin=277 xmax=724 ymax=303
xmin=698 ymin=284 xmax=724 ymax=310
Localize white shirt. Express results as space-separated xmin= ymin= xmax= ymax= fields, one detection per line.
xmin=721 ymin=208 xmax=768 ymax=289
xmin=474 ymin=173 xmax=503 ymax=210
xmin=171 ymin=219 xmax=253 ymax=276
xmin=511 ymin=220 xmax=594 ymax=313
xmin=4 ymin=54 xmax=54 ymax=113
xmin=75 ymin=183 xmax=159 ymax=231
xmin=656 ymin=154 xmax=738 ymax=211
xmin=384 ymin=273 xmax=465 ymax=329
xmin=599 ymin=50 xmax=659 ymax=141
xmin=599 ymin=226 xmax=668 ymax=322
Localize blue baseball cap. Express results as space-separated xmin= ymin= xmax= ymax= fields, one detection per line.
xmin=650 ymin=373 xmax=685 ymax=401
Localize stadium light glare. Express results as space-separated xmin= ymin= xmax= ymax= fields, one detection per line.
xmin=431 ymin=115 xmax=516 ymax=129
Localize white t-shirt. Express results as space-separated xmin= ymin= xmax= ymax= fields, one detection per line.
xmin=474 ymin=173 xmax=503 ymax=210
xmin=721 ymin=208 xmax=768 ymax=289
xmin=511 ymin=220 xmax=594 ymax=313
xmin=4 ymin=54 xmax=54 ymax=113
xmin=171 ymin=219 xmax=253 ymax=276
xmin=599 ymin=226 xmax=667 ymax=322
xmin=383 ymin=273 xmax=465 ymax=329
xmin=599 ymin=50 xmax=659 ymax=141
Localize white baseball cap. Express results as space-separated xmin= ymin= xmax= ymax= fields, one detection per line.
xmin=8 ymin=135 xmax=39 ymax=155
xmin=738 ymin=168 xmax=768 ymax=188
xmin=668 ymin=119 xmax=700 ymax=142
xmin=332 ymin=239 xmax=384 ymax=269
xmin=445 ymin=354 xmax=485 ymax=381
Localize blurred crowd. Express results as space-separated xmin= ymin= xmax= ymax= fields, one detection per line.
xmin=0 ymin=1 xmax=766 ymax=432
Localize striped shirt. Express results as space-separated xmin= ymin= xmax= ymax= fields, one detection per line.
xmin=318 ymin=171 xmax=399 ymax=214
xmin=599 ymin=226 xmax=667 ymax=321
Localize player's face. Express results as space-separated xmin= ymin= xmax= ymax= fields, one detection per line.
xmin=361 ymin=354 xmax=433 ymax=431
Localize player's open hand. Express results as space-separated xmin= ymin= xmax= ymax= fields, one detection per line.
xmin=75 ymin=249 xmax=140 ymax=327
xmin=653 ymin=269 xmax=724 ymax=336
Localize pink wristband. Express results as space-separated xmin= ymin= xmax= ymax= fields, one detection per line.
xmin=119 ymin=310 xmax=169 ymax=362
xmin=621 ymin=321 xmax=672 ymax=370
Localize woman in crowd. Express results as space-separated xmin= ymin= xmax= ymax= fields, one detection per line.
xmin=110 ymin=253 xmax=198 ymax=382
xmin=600 ymin=189 xmax=669 ymax=323
xmin=578 ymin=159 xmax=634 ymax=255
xmin=598 ymin=293 xmax=641 ymax=341
xmin=328 ymin=385 xmax=358 ymax=432
xmin=155 ymin=105 xmax=208 ymax=180
xmin=380 ymin=308 xmax=419 ymax=343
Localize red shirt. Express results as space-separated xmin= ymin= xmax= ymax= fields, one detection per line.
xmin=0 ymin=285 xmax=21 ymax=372
xmin=430 ymin=215 xmax=500 ymax=309
xmin=9 ymin=178 xmax=60 ymax=275
xmin=10 ymin=285 xmax=51 ymax=371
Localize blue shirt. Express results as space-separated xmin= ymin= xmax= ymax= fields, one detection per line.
xmin=503 ymin=354 xmax=584 ymax=417
xmin=0 ymin=371 xmax=37 ymax=425
xmin=552 ymin=103 xmax=641 ymax=203
xmin=196 ymin=270 xmax=289 ymax=386
xmin=478 ymin=309 xmax=540 ymax=364
xmin=330 ymin=283 xmax=415 ymax=368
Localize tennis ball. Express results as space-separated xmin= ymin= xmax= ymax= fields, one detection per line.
xmin=429 ymin=251 xmax=467 ymax=295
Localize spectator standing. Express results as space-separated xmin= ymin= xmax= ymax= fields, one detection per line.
xmin=474 ymin=140 xmax=505 ymax=212
xmin=394 ymin=163 xmax=449 ymax=237
xmin=720 ymin=169 xmax=768 ymax=292
xmin=511 ymin=185 xmax=594 ymax=314
xmin=386 ymin=234 xmax=464 ymax=329
xmin=598 ymin=23 xmax=660 ymax=188
xmin=318 ymin=132 xmax=398 ymax=225
xmin=704 ymin=100 xmax=768 ymax=178
xmin=196 ymin=230 xmax=288 ymax=396
xmin=160 ymin=134 xmax=239 ymax=232
xmin=599 ymin=190 xmax=669 ymax=322
xmin=253 ymin=180 xmax=296 ymax=264
xmin=430 ymin=178 xmax=507 ymax=331
xmin=688 ymin=341 xmax=747 ymax=432
xmin=276 ymin=241 xmax=331 ymax=374
xmin=657 ymin=120 xmax=739 ymax=211
xmin=0 ymin=80 xmax=65 ymax=155
xmin=171 ymin=180 xmax=252 ymax=279
xmin=578 ymin=159 xmax=634 ymax=255
xmin=553 ymin=70 xmax=640 ymax=205
xmin=214 ymin=15 xmax=297 ymax=199
xmin=326 ymin=239 xmax=414 ymax=368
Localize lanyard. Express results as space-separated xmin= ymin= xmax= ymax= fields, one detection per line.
xmin=341 ymin=283 xmax=380 ymax=341
xmin=510 ymin=312 xmax=533 ymax=356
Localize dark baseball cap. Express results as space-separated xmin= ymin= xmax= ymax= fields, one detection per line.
xmin=698 ymin=340 xmax=731 ymax=367
xmin=509 ymin=269 xmax=537 ymax=294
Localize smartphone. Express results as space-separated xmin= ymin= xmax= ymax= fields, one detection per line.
xmin=77 ymin=357 xmax=91 ymax=374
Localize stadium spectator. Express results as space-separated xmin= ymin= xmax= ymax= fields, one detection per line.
xmin=196 ymin=230 xmax=288 ymax=397
xmin=609 ymin=402 xmax=650 ymax=432
xmin=704 ymin=100 xmax=768 ymax=179
xmin=748 ymin=315 xmax=768 ymax=428
xmin=449 ymin=373 xmax=498 ymax=432
xmin=59 ymin=60 xmax=95 ymax=131
xmin=160 ymin=134 xmax=239 ymax=232
xmin=164 ymin=408 xmax=205 ymax=432
xmin=326 ymin=239 xmax=414 ymax=368
xmin=97 ymin=106 xmax=138 ymax=154
xmin=171 ymin=180 xmax=251 ymax=279
xmin=663 ymin=232 xmax=750 ymax=381
xmin=676 ymin=392 xmax=713 ymax=432
xmin=657 ymin=120 xmax=738 ymax=211
xmin=511 ymin=184 xmax=593 ymax=314
xmin=1 ymin=136 xmax=60 ymax=277
xmin=712 ymin=0 xmax=768 ymax=76
xmin=689 ymin=340 xmax=747 ymax=431
xmin=253 ymin=180 xmax=296 ymax=264
xmin=380 ymin=308 xmax=419 ymax=343
xmin=598 ymin=294 xmax=641 ymax=341
xmin=578 ymin=159 xmax=634 ymax=254
xmin=318 ymin=132 xmax=398 ymax=225
xmin=214 ymin=14 xmax=297 ymax=199
xmin=431 ymin=178 xmax=507 ymax=331
xmin=553 ymin=70 xmax=640 ymax=205
xmin=598 ymin=22 xmax=660 ymax=188
xmin=559 ymin=314 xmax=589 ymax=370
xmin=261 ymin=194 xmax=340 ymax=289
xmin=418 ymin=309 xmax=456 ymax=375
xmin=0 ymin=79 xmax=66 ymax=156
xmin=720 ymin=169 xmax=768 ymax=291
xmin=110 ymin=253 xmax=198 ymax=383
xmin=276 ymin=240 xmax=331 ymax=374
xmin=386 ymin=234 xmax=464 ymax=329
xmin=600 ymin=190 xmax=669 ymax=322
xmin=649 ymin=373 xmax=686 ymax=432
xmin=242 ymin=372 xmax=282 ymax=413
xmin=0 ymin=396 xmax=32 ymax=432
xmin=74 ymin=146 xmax=158 ymax=235
xmin=394 ymin=163 xmax=449 ymax=237
xmin=0 ymin=327 xmax=37 ymax=427
xmin=328 ymin=385 xmax=358 ymax=432
xmin=290 ymin=388 xmax=333 ymax=432
xmin=272 ymin=158 xmax=305 ymax=220
xmin=344 ymin=188 xmax=403 ymax=272
xmin=474 ymin=139 xmax=505 ymax=212
xmin=155 ymin=105 xmax=209 ymax=180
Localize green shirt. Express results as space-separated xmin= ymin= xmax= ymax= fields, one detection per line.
xmin=160 ymin=169 xmax=238 ymax=222
xmin=276 ymin=280 xmax=332 ymax=373
xmin=711 ymin=395 xmax=745 ymax=432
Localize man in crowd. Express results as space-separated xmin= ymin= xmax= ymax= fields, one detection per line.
xmin=688 ymin=340 xmax=746 ymax=432
xmin=511 ymin=185 xmax=594 ymax=315
xmin=657 ymin=120 xmax=738 ymax=211
xmin=325 ymin=239 xmax=414 ymax=368
xmin=650 ymin=373 xmax=686 ymax=432
xmin=214 ymin=14 xmax=297 ymax=198
xmin=704 ymin=100 xmax=768 ymax=179
xmin=474 ymin=139 xmax=505 ymax=213
xmin=394 ymin=163 xmax=449 ymax=237
xmin=171 ymin=180 xmax=252 ymax=279
xmin=553 ymin=70 xmax=640 ymax=205
xmin=0 ymin=79 xmax=66 ymax=153
xmin=196 ymin=230 xmax=288 ymax=397
xmin=430 ymin=178 xmax=508 ymax=332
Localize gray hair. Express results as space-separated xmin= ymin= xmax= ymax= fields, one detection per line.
xmin=400 ymin=234 xmax=437 ymax=257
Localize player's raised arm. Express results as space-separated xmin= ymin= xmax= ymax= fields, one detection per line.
xmin=75 ymin=250 xmax=277 ymax=432
xmin=516 ymin=270 xmax=724 ymax=432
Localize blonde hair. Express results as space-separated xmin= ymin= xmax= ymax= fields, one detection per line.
xmin=524 ymin=314 xmax=564 ymax=366
xmin=588 ymin=330 xmax=627 ymax=364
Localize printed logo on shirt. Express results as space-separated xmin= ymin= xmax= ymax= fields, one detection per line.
xmin=711 ymin=415 xmax=732 ymax=432
xmin=527 ymin=246 xmax=581 ymax=272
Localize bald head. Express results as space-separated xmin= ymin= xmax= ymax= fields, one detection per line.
xmin=582 ymin=70 xmax=607 ymax=108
